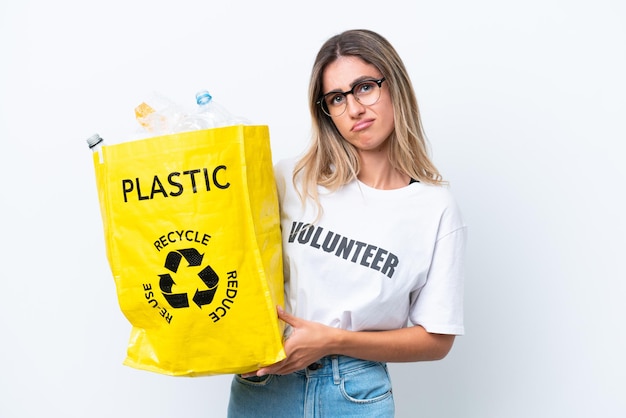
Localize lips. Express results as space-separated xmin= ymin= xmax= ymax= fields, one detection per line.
xmin=351 ymin=119 xmax=374 ymax=132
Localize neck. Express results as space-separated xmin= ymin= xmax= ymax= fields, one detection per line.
xmin=357 ymin=150 xmax=409 ymax=190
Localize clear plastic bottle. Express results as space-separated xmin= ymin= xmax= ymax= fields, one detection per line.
xmin=176 ymin=89 xmax=253 ymax=132
xmin=86 ymin=133 xmax=104 ymax=152
xmin=175 ymin=90 xmax=230 ymax=132
xmin=86 ymin=133 xmax=105 ymax=163
xmin=196 ymin=90 xmax=235 ymax=127
xmin=134 ymin=92 xmax=185 ymax=136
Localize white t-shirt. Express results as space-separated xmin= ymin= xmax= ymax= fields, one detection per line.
xmin=274 ymin=158 xmax=466 ymax=336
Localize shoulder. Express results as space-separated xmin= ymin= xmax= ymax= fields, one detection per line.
xmin=415 ymin=183 xmax=466 ymax=232
xmin=273 ymin=157 xmax=297 ymax=179
xmin=412 ymin=182 xmax=458 ymax=206
xmin=273 ymin=157 xmax=299 ymax=196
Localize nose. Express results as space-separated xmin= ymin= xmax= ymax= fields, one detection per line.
xmin=345 ymin=94 xmax=365 ymax=116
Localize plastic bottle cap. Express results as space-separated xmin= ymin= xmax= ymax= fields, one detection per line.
xmin=196 ymin=90 xmax=213 ymax=105
xmin=86 ymin=134 xmax=103 ymax=149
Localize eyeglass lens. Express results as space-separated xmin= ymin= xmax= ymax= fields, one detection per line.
xmin=321 ymin=79 xmax=384 ymax=117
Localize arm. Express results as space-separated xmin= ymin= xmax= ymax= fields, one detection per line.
xmin=251 ymin=306 xmax=455 ymax=377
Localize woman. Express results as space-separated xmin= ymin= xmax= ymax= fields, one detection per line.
xmin=228 ymin=29 xmax=466 ymax=417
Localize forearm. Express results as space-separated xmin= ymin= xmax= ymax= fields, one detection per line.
xmin=252 ymin=308 xmax=456 ymax=377
xmin=326 ymin=325 xmax=455 ymax=363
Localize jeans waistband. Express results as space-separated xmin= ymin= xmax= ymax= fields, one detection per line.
xmin=298 ymin=355 xmax=385 ymax=383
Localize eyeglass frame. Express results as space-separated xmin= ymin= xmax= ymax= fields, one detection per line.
xmin=316 ymin=77 xmax=386 ymax=117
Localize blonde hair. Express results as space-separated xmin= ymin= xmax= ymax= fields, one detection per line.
xmin=294 ymin=29 xmax=445 ymax=213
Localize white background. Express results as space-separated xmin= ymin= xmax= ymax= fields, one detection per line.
xmin=1 ymin=1 xmax=625 ymax=417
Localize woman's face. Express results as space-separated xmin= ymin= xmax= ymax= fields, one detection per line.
xmin=321 ymin=56 xmax=395 ymax=153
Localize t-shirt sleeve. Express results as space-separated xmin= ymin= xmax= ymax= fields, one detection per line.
xmin=409 ymin=198 xmax=467 ymax=335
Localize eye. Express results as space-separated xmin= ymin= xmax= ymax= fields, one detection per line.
xmin=326 ymin=93 xmax=346 ymax=107
xmin=355 ymin=81 xmax=376 ymax=96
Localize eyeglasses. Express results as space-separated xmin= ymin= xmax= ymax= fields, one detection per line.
xmin=317 ymin=77 xmax=386 ymax=117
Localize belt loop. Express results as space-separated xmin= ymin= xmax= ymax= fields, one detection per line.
xmin=332 ymin=355 xmax=340 ymax=385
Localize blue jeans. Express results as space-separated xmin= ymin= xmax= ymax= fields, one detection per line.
xmin=227 ymin=355 xmax=395 ymax=417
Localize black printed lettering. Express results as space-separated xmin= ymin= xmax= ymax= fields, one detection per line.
xmin=168 ymin=172 xmax=183 ymax=196
xmin=150 ymin=176 xmax=168 ymax=199
xmin=213 ymin=165 xmax=230 ymax=189
xmin=183 ymin=169 xmax=201 ymax=193
xmin=153 ymin=230 xmax=211 ymax=251
xmin=335 ymin=237 xmax=354 ymax=260
xmin=370 ymin=248 xmax=388 ymax=271
xmin=350 ymin=241 xmax=367 ymax=263
xmin=288 ymin=222 xmax=399 ymax=279
xmin=289 ymin=222 xmax=304 ymax=242
xmin=122 ymin=179 xmax=134 ymax=203
xmin=381 ymin=253 xmax=399 ymax=278
xmin=137 ymin=178 xmax=149 ymax=200
xmin=360 ymin=245 xmax=377 ymax=267
xmin=309 ymin=227 xmax=323 ymax=249
xmin=322 ymin=232 xmax=340 ymax=252
xmin=121 ymin=165 xmax=230 ymax=203
xmin=298 ymin=224 xmax=314 ymax=244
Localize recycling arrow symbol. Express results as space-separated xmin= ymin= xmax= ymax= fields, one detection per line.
xmin=158 ymin=248 xmax=219 ymax=309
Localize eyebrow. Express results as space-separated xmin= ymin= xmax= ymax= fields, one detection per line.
xmin=322 ymin=75 xmax=382 ymax=96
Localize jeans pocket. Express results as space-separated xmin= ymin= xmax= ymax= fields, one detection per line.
xmin=234 ymin=374 xmax=274 ymax=387
xmin=340 ymin=362 xmax=393 ymax=404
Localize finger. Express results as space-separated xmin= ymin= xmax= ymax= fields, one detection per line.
xmin=257 ymin=362 xmax=292 ymax=377
xmin=276 ymin=305 xmax=298 ymax=326
xmin=256 ymin=363 xmax=284 ymax=377
xmin=240 ymin=369 xmax=259 ymax=378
